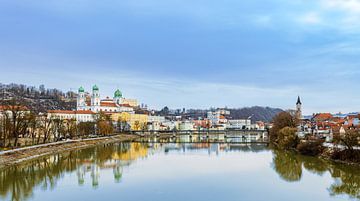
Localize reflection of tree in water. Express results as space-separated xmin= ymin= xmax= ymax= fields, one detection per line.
xmin=298 ymin=155 xmax=328 ymax=176
xmin=0 ymin=142 xmax=150 ymax=201
xmin=272 ymin=150 xmax=302 ymax=182
xmin=0 ymin=154 xmax=71 ymax=201
xmin=272 ymin=149 xmax=360 ymax=200
xmin=329 ymin=164 xmax=360 ymax=200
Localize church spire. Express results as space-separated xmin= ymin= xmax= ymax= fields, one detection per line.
xmin=296 ymin=96 xmax=302 ymax=105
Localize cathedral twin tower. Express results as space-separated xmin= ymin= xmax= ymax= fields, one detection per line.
xmin=76 ymin=85 xmax=123 ymax=112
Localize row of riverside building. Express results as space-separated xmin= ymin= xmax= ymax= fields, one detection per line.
xmin=47 ymin=85 xmax=267 ymax=132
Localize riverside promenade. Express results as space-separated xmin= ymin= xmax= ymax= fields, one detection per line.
xmin=0 ymin=135 xmax=138 ymax=169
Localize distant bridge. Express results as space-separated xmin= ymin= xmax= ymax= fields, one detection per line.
xmin=128 ymin=129 xmax=269 ymax=143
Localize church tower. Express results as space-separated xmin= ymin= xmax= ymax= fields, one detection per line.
xmin=77 ymin=86 xmax=86 ymax=110
xmin=113 ymin=89 xmax=122 ymax=104
xmin=91 ymin=85 xmax=100 ymax=112
xmin=296 ymin=96 xmax=302 ymax=120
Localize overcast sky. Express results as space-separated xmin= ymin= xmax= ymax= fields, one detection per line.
xmin=1 ymin=0 xmax=360 ymax=114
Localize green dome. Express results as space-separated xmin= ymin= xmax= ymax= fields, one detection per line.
xmin=114 ymin=89 xmax=122 ymax=98
xmin=92 ymin=85 xmax=99 ymax=91
xmin=78 ymin=86 xmax=84 ymax=93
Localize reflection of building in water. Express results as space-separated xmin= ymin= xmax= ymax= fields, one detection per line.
xmin=91 ymin=164 xmax=100 ymax=188
xmin=163 ymin=143 xmax=267 ymax=155
xmin=164 ymin=143 xmax=224 ymax=155
xmin=113 ymin=163 xmax=123 ymax=183
xmin=111 ymin=143 xmax=149 ymax=161
xmin=77 ymin=166 xmax=86 ymax=185
xmin=74 ymin=143 xmax=151 ymax=187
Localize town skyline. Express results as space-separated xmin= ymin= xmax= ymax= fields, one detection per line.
xmin=1 ymin=82 xmax=358 ymax=117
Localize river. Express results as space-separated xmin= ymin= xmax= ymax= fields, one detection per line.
xmin=0 ymin=140 xmax=359 ymax=201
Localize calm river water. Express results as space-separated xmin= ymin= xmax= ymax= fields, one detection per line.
xmin=1 ymin=141 xmax=360 ymax=201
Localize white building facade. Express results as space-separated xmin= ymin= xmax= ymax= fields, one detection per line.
xmin=47 ymin=110 xmax=96 ymax=123
xmin=227 ymin=119 xmax=251 ymax=129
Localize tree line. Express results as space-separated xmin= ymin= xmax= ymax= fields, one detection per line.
xmin=0 ymin=83 xmax=76 ymax=100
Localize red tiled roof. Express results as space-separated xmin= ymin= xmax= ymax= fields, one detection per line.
xmin=0 ymin=105 xmax=29 ymax=111
xmin=313 ymin=113 xmax=333 ymax=120
xmin=119 ymin=104 xmax=132 ymax=107
xmin=330 ymin=117 xmax=345 ymax=124
xmin=76 ymin=110 xmax=95 ymax=114
xmin=100 ymin=102 xmax=117 ymax=107
xmin=48 ymin=110 xmax=75 ymax=114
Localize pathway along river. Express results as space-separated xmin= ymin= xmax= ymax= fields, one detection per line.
xmin=0 ymin=139 xmax=360 ymax=201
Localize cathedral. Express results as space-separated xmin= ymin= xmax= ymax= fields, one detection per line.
xmin=76 ymin=85 xmax=137 ymax=113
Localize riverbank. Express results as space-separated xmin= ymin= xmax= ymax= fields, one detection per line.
xmin=270 ymin=138 xmax=360 ymax=166
xmin=286 ymin=140 xmax=360 ymax=166
xmin=0 ymin=134 xmax=139 ymax=169
xmin=319 ymin=147 xmax=360 ymax=166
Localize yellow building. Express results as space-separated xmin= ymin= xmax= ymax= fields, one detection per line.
xmin=111 ymin=112 xmax=148 ymax=131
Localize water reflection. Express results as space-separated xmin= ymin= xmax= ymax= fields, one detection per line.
xmin=272 ymin=150 xmax=360 ymax=200
xmin=0 ymin=143 xmax=152 ymax=201
xmin=0 ymin=142 xmax=360 ymax=201
xmin=272 ymin=150 xmax=302 ymax=182
xmin=134 ymin=134 xmax=267 ymax=144
xmin=162 ymin=142 xmax=268 ymax=156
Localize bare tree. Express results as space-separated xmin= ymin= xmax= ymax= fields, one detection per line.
xmin=0 ymin=98 xmax=29 ymax=147
xmin=39 ymin=114 xmax=52 ymax=144
xmin=64 ymin=118 xmax=77 ymax=139
xmin=26 ymin=111 xmax=38 ymax=145
xmin=51 ymin=118 xmax=65 ymax=141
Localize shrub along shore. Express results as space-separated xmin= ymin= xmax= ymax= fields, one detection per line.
xmin=269 ymin=112 xmax=360 ymax=165
xmin=0 ymin=134 xmax=138 ymax=169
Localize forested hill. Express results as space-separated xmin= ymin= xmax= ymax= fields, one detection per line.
xmin=0 ymin=83 xmax=76 ymax=112
xmin=228 ymin=106 xmax=283 ymax=122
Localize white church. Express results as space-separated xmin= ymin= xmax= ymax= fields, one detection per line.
xmin=76 ymin=85 xmax=138 ymax=113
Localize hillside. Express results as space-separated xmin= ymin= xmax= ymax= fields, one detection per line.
xmin=228 ymin=106 xmax=283 ymax=122
xmin=0 ymin=83 xmax=76 ymax=112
